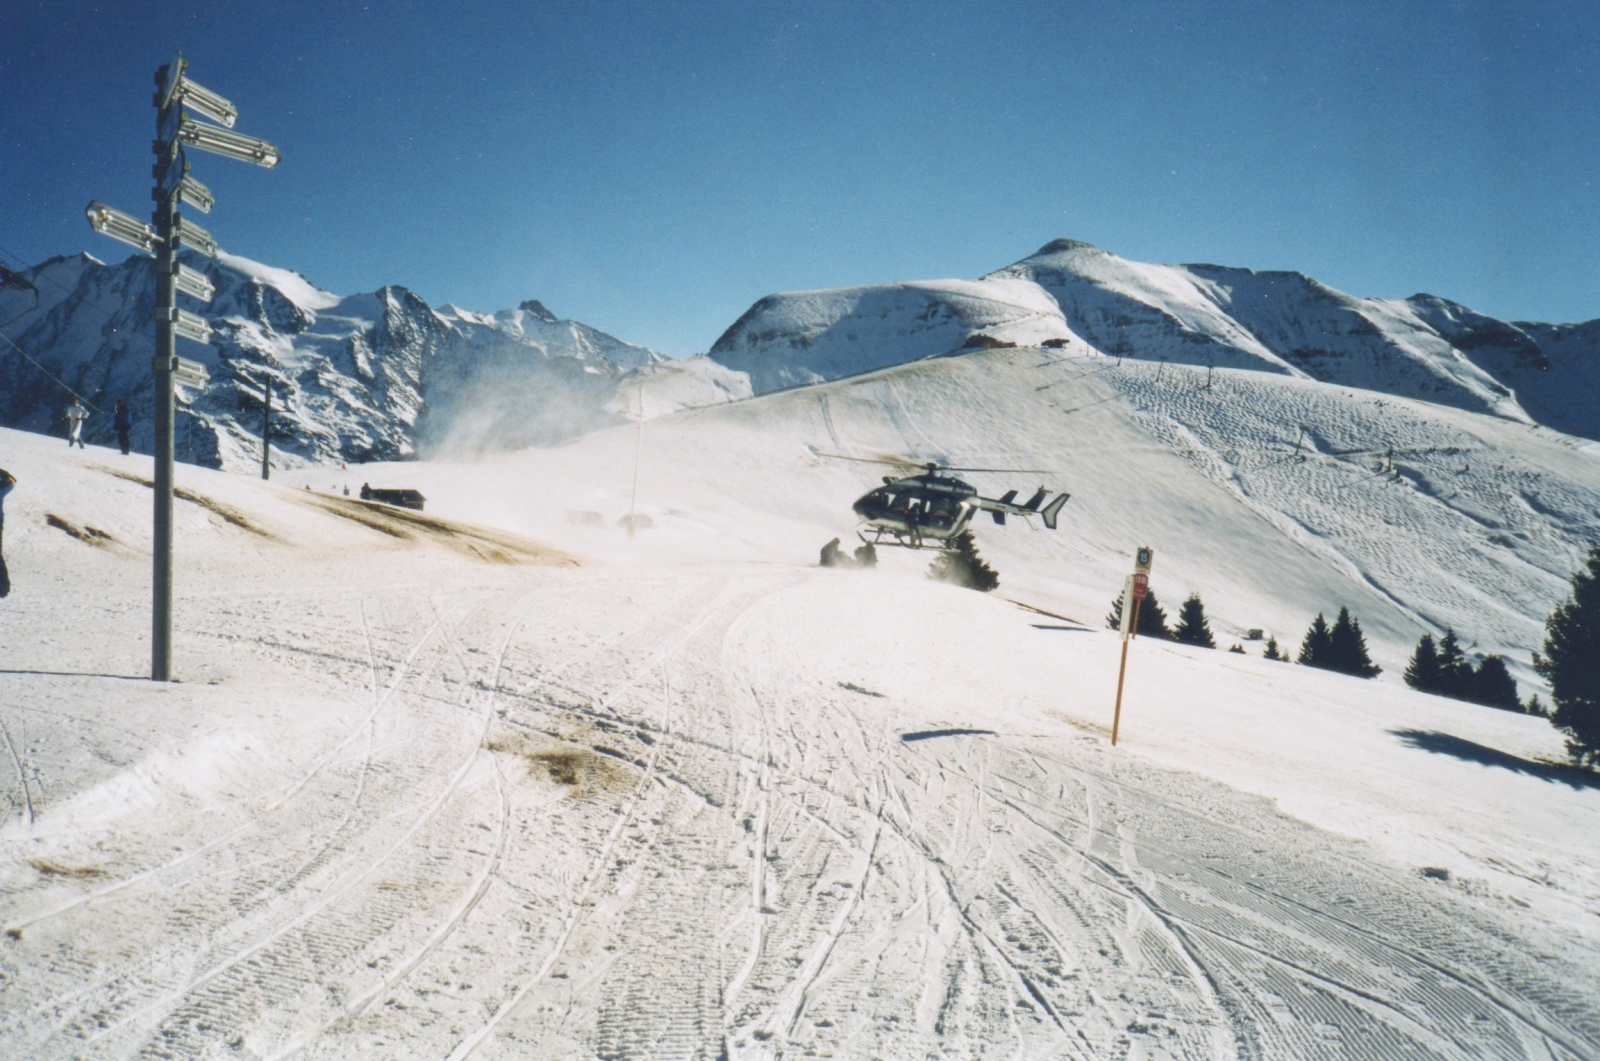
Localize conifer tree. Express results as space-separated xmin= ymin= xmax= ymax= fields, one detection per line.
xmin=1172 ymin=593 xmax=1216 ymax=648
xmin=1228 ymin=643 xmax=1245 ymax=654
xmin=1533 ymin=545 xmax=1600 ymax=767
xmin=1404 ymin=633 xmax=1439 ymax=691
xmin=1106 ymin=589 xmax=1170 ymax=639
xmin=1435 ymin=629 xmax=1473 ymax=698
xmin=1297 ymin=613 xmax=1333 ymax=669
xmin=928 ymin=531 xmax=999 ymax=592
xmin=1262 ymin=636 xmax=1285 ymax=661
xmin=1327 ymin=607 xmax=1381 ymax=677
xmin=1465 ymin=655 xmax=1520 ymax=711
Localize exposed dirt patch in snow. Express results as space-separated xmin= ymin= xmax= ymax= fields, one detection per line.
xmin=485 ymin=734 xmax=628 ymax=795
xmin=96 ymin=465 xmax=279 ymax=539
xmin=26 ymin=858 xmax=107 ymax=879
xmin=43 ymin=513 xmax=120 ymax=550
xmin=298 ymin=493 xmax=576 ymax=565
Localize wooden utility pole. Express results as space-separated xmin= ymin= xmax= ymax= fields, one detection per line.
xmin=1111 ymin=546 xmax=1154 ymax=747
xmin=1112 ymin=592 xmax=1141 ymax=746
xmin=260 ymin=379 xmax=272 ymax=480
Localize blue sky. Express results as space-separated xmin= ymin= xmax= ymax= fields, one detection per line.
xmin=3 ymin=1 xmax=1596 ymax=355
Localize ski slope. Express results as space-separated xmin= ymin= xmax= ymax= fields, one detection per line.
xmin=2 ymin=341 xmax=1599 ymax=1059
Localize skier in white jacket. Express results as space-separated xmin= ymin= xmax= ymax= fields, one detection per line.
xmin=66 ymin=398 xmax=88 ymax=449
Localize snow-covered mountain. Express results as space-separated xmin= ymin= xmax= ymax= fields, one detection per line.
xmin=0 ymin=251 xmax=689 ymax=470
xmin=710 ymin=239 xmax=1600 ymax=437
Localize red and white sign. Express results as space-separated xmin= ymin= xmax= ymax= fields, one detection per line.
xmin=1131 ymin=572 xmax=1149 ymax=600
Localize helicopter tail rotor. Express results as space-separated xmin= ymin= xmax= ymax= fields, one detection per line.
xmin=1021 ymin=487 xmax=1047 ymax=511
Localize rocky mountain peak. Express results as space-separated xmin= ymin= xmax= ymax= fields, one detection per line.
xmin=518 ymin=299 xmax=558 ymax=322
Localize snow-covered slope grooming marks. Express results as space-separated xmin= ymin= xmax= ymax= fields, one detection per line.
xmin=710 ymin=238 xmax=1600 ymax=436
xmin=990 ymin=240 xmax=1533 ymax=421
xmin=3 ymin=419 xmax=1597 ymax=1060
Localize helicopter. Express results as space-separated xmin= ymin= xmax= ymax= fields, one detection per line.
xmin=823 ymin=454 xmax=1070 ymax=550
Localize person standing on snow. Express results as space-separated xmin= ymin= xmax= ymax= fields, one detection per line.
xmin=0 ymin=468 xmax=14 ymax=598
xmin=65 ymin=397 xmax=88 ymax=449
xmin=113 ymin=399 xmax=133 ymax=455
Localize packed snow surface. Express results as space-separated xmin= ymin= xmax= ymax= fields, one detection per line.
xmin=2 ymin=344 xmax=1599 ymax=1059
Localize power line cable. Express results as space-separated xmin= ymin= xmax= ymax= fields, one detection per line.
xmin=0 ymin=326 xmax=100 ymax=411
xmin=0 ymin=241 xmax=147 ymax=413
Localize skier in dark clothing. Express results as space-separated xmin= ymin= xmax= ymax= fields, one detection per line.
xmin=113 ymin=400 xmax=133 ymax=455
xmin=820 ymin=537 xmax=845 ymax=567
xmin=0 ymin=468 xmax=14 ymax=598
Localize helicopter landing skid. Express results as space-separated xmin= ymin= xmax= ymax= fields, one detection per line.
xmin=856 ymin=527 xmax=952 ymax=551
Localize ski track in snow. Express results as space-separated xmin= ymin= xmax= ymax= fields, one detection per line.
xmin=2 ymin=566 xmax=1597 ymax=1059
xmin=3 ymin=370 xmax=1600 ymax=1061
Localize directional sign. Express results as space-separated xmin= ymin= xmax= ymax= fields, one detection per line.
xmin=177 ymin=173 xmax=214 ymax=214
xmin=173 ymin=215 xmax=216 ymax=256
xmin=172 ymin=355 xmax=210 ymax=390
xmin=154 ymin=308 xmax=213 ymax=346
xmin=86 ymin=201 xmax=159 ymax=253
xmin=173 ymin=312 xmax=212 ymax=347
xmin=173 ymin=262 xmax=214 ymax=302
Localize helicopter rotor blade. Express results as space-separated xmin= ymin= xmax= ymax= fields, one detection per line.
xmin=938 ymin=465 xmax=1055 ymax=474
xmin=816 ymin=452 xmax=1053 ymax=474
xmin=814 ymin=452 xmax=919 ymax=467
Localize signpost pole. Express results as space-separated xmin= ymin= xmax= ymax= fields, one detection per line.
xmin=90 ymin=52 xmax=275 ymax=682
xmin=151 ymin=65 xmax=179 ymax=682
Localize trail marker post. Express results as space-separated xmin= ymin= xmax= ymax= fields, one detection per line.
xmin=1111 ymin=546 xmax=1154 ymax=746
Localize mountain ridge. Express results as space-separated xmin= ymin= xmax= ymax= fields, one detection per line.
xmin=711 ymin=239 xmax=1600 ymax=439
xmin=0 ymin=249 xmax=712 ymax=470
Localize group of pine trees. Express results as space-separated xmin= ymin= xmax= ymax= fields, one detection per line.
xmin=1099 ymin=545 xmax=1600 ymax=769
xmin=1401 ymin=545 xmax=1600 ymax=766
xmin=1104 ymin=589 xmax=1222 ymax=647
xmin=1402 ymin=630 xmax=1520 ymax=711
xmin=1293 ymin=608 xmax=1382 ymax=677
xmin=1106 ymin=590 xmax=1381 ymax=676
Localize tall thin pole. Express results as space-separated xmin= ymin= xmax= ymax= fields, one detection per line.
xmin=1111 ymin=595 xmax=1141 ymax=746
xmin=260 ymin=379 xmax=271 ymax=480
xmin=627 ymin=379 xmax=643 ymax=538
xmin=151 ymin=70 xmax=178 ymax=683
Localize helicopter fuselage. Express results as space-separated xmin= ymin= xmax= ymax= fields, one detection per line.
xmin=851 ymin=471 xmax=1068 ymax=549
